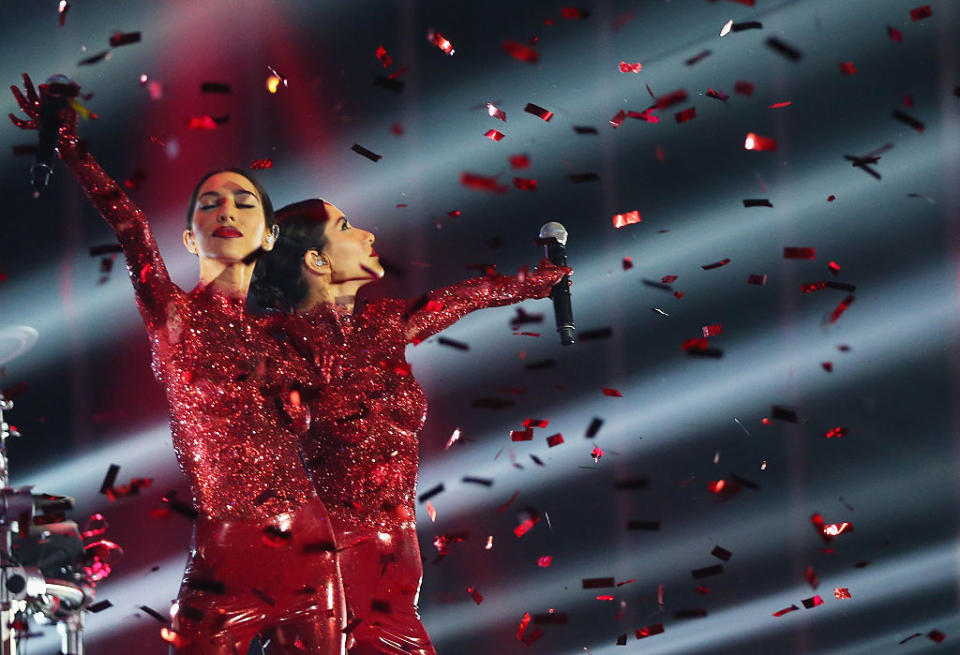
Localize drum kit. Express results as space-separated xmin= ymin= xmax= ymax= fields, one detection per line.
xmin=1 ymin=325 xmax=97 ymax=655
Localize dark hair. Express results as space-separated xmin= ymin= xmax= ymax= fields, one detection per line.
xmin=185 ymin=168 xmax=275 ymax=230
xmin=250 ymin=199 xmax=332 ymax=312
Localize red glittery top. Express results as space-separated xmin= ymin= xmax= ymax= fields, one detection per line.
xmin=61 ymin=138 xmax=315 ymax=522
xmin=281 ymin=265 xmax=571 ymax=532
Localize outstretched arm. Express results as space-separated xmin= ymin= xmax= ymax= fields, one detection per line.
xmin=10 ymin=74 xmax=177 ymax=329
xmin=401 ymin=259 xmax=571 ymax=344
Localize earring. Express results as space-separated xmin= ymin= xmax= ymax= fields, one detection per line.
xmin=268 ymin=224 xmax=280 ymax=242
xmin=314 ymin=254 xmax=327 ymax=267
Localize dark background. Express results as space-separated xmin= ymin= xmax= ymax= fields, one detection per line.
xmin=1 ymin=0 xmax=958 ymax=653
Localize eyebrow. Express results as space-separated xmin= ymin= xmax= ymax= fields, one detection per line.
xmin=198 ymin=189 xmax=257 ymax=200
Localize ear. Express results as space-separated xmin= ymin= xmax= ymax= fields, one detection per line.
xmin=303 ymin=249 xmax=330 ymax=275
xmin=183 ymin=229 xmax=198 ymax=255
xmin=261 ymin=224 xmax=279 ymax=252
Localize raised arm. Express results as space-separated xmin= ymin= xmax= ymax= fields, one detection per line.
xmin=10 ymin=74 xmax=178 ymax=329
xmin=400 ymin=259 xmax=571 ymax=344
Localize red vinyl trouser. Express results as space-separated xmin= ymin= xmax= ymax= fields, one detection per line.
xmin=170 ymin=499 xmax=346 ymax=655
xmin=338 ymin=526 xmax=436 ymax=655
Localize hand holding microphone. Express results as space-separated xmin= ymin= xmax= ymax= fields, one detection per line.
xmin=9 ymin=73 xmax=83 ymax=192
xmin=538 ymin=221 xmax=575 ymax=346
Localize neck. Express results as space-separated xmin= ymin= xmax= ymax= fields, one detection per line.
xmin=300 ymin=279 xmax=367 ymax=313
xmin=197 ymin=257 xmax=256 ymax=299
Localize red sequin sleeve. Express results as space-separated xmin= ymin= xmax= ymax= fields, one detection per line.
xmin=402 ymin=258 xmax=571 ymax=344
xmin=59 ymin=135 xmax=178 ymax=329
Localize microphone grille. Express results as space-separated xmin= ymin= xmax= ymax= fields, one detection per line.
xmin=539 ymin=221 xmax=568 ymax=246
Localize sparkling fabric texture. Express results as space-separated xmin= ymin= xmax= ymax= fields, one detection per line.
xmin=271 ymin=264 xmax=568 ymax=653
xmin=59 ymin=135 xmax=346 ymax=654
xmin=61 ymin=137 xmax=315 ymax=521
xmin=282 ymin=264 xmax=570 ymax=533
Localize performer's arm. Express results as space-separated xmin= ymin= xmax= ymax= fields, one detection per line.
xmin=402 ymin=259 xmax=571 ymax=344
xmin=10 ymin=75 xmax=177 ymax=327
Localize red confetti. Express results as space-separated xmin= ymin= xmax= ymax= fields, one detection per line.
xmin=619 ymin=61 xmax=643 ymax=73
xmin=503 ymin=40 xmax=539 ymax=63
xmin=683 ymin=337 xmax=708 ymax=352
xmin=701 ymin=258 xmax=731 ymax=270
xmin=804 ymin=566 xmax=820 ymax=589
xmin=928 ymin=630 xmax=946 ymax=643
xmin=706 ymin=88 xmax=729 ymax=101
xmin=485 ymin=129 xmax=505 ymax=141
xmin=784 ymin=247 xmax=816 ymax=260
xmin=744 ymin=132 xmax=777 ymax=151
xmin=636 ymin=623 xmax=664 ymax=639
xmin=537 ymin=555 xmax=552 ymax=567
xmin=748 ymin=274 xmax=767 ymax=286
xmin=628 ymin=108 xmax=660 ymax=123
xmin=888 ymin=25 xmax=903 ymax=42
xmin=591 ymin=445 xmax=604 ymax=462
xmin=460 ymin=172 xmax=508 ymax=193
xmin=509 ymin=154 xmax=530 ymax=168
xmin=523 ymin=418 xmax=549 ymax=428
xmin=772 ymin=604 xmax=799 ymax=617
xmin=487 ymin=103 xmax=507 ymax=121
xmin=827 ymin=194 xmax=836 ymax=202
xmin=609 ymin=109 xmax=626 ymax=128
xmin=769 ymin=101 xmax=792 ymax=109
xmin=426 ymin=500 xmax=438 ymax=522
xmin=801 ymin=281 xmax=826 ymax=294
xmin=701 ymin=324 xmax=722 ymax=337
xmin=249 ymin=159 xmax=272 ymax=169
xmin=516 ymin=612 xmax=531 ymax=639
xmin=838 ymin=62 xmax=858 ymax=75
xmin=834 ymin=587 xmax=851 ymax=599
xmin=596 ymin=595 xmax=615 ymax=601
xmin=561 ymin=7 xmax=590 ymax=19
xmin=910 ymin=5 xmax=932 ymax=21
xmin=546 ymin=434 xmax=564 ymax=447
xmin=514 ymin=515 xmax=540 ymax=537
xmin=187 ymin=115 xmax=218 ymax=130
xmin=823 ymin=521 xmax=852 ymax=537
xmin=802 ymin=595 xmax=824 ymax=608
xmin=903 ymin=94 xmax=914 ymax=108
xmin=674 ymin=107 xmax=696 ymax=123
xmin=821 ymin=362 xmax=833 ymax=372
xmin=513 ymin=177 xmax=537 ymax=191
xmin=656 ymin=145 xmax=665 ymax=162
xmin=622 ymin=257 xmax=634 ymax=270
xmin=521 ymin=628 xmax=543 ymax=646
xmin=828 ymin=295 xmax=855 ymax=323
xmin=707 ymin=480 xmax=726 ymax=494
xmin=466 ymin=586 xmax=483 ymax=604
xmin=109 ymin=31 xmax=141 ymax=47
xmin=828 ymin=261 xmax=840 ymax=275
xmin=612 ymin=210 xmax=642 ymax=229
xmin=511 ymin=428 xmax=534 ymax=442
xmin=375 ymin=46 xmax=393 ymax=68
xmin=427 ymin=30 xmax=455 ymax=55
xmin=391 ymin=123 xmax=404 ymax=136
xmin=524 ymin=103 xmax=554 ymax=121
xmin=655 ymin=90 xmax=687 ymax=110
xmin=601 ymin=388 xmax=622 ymax=397
xmin=734 ymin=80 xmax=755 ymax=96
xmin=661 ymin=275 xmax=678 ymax=283
xmin=824 ymin=426 xmax=848 ymax=439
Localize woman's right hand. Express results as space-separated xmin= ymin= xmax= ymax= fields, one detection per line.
xmin=9 ymin=73 xmax=80 ymax=158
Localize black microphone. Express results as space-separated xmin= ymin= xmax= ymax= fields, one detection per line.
xmin=539 ymin=222 xmax=575 ymax=346
xmin=31 ymin=74 xmax=76 ymax=192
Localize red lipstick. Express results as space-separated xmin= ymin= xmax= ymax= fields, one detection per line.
xmin=212 ymin=226 xmax=243 ymax=238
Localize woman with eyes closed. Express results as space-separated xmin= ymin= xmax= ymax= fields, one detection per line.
xmin=10 ymin=75 xmax=346 ymax=655
xmin=251 ymin=199 xmax=572 ymax=655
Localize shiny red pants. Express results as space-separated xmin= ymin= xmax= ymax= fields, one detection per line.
xmin=170 ymin=500 xmax=346 ymax=655
xmin=338 ymin=526 xmax=436 ymax=655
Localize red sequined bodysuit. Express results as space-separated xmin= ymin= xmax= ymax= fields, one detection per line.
xmin=281 ymin=265 xmax=570 ymax=655
xmin=58 ymin=138 xmax=345 ymax=655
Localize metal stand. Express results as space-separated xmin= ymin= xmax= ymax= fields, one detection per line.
xmin=0 ymin=393 xmax=93 ymax=654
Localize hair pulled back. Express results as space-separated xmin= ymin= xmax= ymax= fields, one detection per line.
xmin=250 ymin=199 xmax=332 ymax=312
